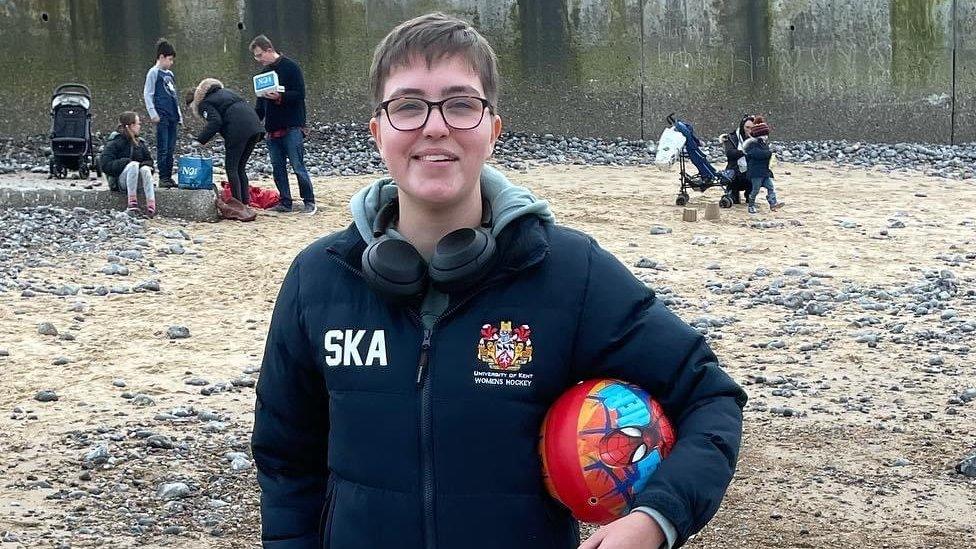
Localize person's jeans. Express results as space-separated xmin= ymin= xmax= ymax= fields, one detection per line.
xmin=267 ymin=127 xmax=314 ymax=209
xmin=156 ymin=117 xmax=178 ymax=180
xmin=749 ymin=176 xmax=778 ymax=206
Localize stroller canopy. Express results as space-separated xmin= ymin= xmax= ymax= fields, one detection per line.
xmin=52 ymin=94 xmax=90 ymax=111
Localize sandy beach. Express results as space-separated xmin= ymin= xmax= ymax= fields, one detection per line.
xmin=1 ymin=161 xmax=974 ymax=547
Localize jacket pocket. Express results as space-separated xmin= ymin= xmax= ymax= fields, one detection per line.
xmin=317 ymin=476 xmax=338 ymax=547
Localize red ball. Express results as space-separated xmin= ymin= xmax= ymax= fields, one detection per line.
xmin=540 ymin=379 xmax=675 ymax=524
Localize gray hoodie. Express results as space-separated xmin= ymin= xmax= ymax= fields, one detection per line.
xmin=349 ymin=164 xmax=555 ymax=327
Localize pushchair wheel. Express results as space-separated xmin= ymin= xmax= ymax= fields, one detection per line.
xmin=719 ymin=196 xmax=733 ymax=209
xmin=79 ymin=164 xmax=89 ymax=179
xmin=675 ymin=194 xmax=689 ymax=206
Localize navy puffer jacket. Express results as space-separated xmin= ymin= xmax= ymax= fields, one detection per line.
xmin=252 ymin=215 xmax=747 ymax=549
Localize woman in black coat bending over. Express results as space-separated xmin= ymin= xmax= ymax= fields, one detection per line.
xmin=719 ymin=115 xmax=755 ymax=204
xmin=185 ymin=79 xmax=265 ymax=204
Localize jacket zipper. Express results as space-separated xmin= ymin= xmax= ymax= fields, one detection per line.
xmin=409 ymin=289 xmax=491 ymax=549
xmin=328 ymin=250 xmax=509 ymax=549
xmin=414 ymin=321 xmax=436 ymax=549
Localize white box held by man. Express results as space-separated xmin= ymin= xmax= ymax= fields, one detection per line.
xmin=253 ymin=71 xmax=285 ymax=97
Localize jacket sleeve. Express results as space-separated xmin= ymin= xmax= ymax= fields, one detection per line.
xmin=143 ymin=67 xmax=158 ymax=120
xmin=282 ymin=61 xmax=306 ymax=104
xmin=570 ymin=241 xmax=747 ymax=547
xmin=722 ymin=137 xmax=743 ymax=162
xmin=252 ymin=256 xmax=330 ymax=548
xmin=99 ymin=141 xmax=132 ymax=177
xmin=195 ymin=103 xmax=223 ymax=145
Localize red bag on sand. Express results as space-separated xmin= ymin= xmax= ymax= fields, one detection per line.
xmin=220 ymin=181 xmax=280 ymax=209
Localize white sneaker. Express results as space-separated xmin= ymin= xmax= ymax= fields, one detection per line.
xmin=304 ymin=202 xmax=318 ymax=216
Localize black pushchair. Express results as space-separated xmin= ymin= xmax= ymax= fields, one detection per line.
xmin=49 ymin=83 xmax=100 ymax=179
xmin=655 ymin=114 xmax=734 ymax=208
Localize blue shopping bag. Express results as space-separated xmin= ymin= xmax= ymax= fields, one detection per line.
xmin=178 ymin=155 xmax=213 ymax=190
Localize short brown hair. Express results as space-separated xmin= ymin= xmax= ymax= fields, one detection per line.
xmin=156 ymin=38 xmax=175 ymax=58
xmin=249 ymin=34 xmax=274 ymax=52
xmin=368 ymin=12 xmax=500 ymax=108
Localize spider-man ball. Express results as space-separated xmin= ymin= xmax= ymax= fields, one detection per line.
xmin=539 ymin=379 xmax=675 ymax=524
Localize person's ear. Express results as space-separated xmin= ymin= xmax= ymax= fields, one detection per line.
xmin=369 ymin=116 xmax=384 ymax=156
xmin=486 ymin=113 xmax=502 ymax=159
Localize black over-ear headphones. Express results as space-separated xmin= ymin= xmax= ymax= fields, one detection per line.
xmin=361 ymin=197 xmax=496 ymax=298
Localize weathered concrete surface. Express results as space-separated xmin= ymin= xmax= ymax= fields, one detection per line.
xmin=0 ymin=183 xmax=219 ymax=222
xmin=642 ymin=0 xmax=960 ymax=142
xmin=955 ymin=0 xmax=976 ymax=143
xmin=0 ymin=0 xmax=973 ymax=143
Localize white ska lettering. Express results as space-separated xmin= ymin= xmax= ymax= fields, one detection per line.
xmin=323 ymin=329 xmax=388 ymax=367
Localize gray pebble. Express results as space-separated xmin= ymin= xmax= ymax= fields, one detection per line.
xmin=35 ymin=389 xmax=59 ymax=402
xmin=957 ymin=453 xmax=976 ymax=477
xmin=131 ymin=394 xmax=156 ymax=407
xmin=167 ymin=326 xmax=190 ymax=339
xmin=156 ymin=482 xmax=191 ymax=500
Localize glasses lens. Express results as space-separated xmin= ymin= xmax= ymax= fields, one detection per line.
xmin=386 ymin=98 xmax=429 ymax=130
xmin=441 ymin=97 xmax=485 ymax=129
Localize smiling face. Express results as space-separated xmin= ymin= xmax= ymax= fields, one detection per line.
xmin=369 ymin=55 xmax=501 ymax=211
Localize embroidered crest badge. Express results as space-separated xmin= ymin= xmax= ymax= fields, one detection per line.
xmin=477 ymin=321 xmax=533 ymax=371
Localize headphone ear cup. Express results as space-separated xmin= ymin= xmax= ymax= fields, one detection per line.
xmin=361 ymin=237 xmax=428 ymax=298
xmin=428 ymin=227 xmax=496 ymax=293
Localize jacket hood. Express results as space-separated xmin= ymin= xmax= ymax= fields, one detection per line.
xmin=107 ymin=130 xmax=143 ymax=144
xmin=190 ymin=78 xmax=223 ymax=122
xmin=349 ymin=165 xmax=555 ymax=244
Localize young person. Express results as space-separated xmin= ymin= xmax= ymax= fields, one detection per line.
xmin=252 ymin=13 xmax=746 ymax=549
xmin=99 ymin=112 xmax=156 ymax=218
xmin=143 ymin=38 xmax=182 ymax=188
xmin=742 ymin=116 xmax=785 ymax=214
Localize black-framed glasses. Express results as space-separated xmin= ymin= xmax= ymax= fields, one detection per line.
xmin=375 ymin=96 xmax=494 ymax=131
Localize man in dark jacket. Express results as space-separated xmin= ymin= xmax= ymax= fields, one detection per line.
xmin=186 ymin=78 xmax=264 ymax=205
xmin=252 ymin=12 xmax=746 ymax=549
xmin=250 ymin=34 xmax=316 ymax=215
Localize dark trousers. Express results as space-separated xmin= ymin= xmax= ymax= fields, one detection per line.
xmin=728 ymin=174 xmax=751 ymax=204
xmin=267 ymin=127 xmax=314 ymax=208
xmin=226 ymin=132 xmax=263 ymax=204
xmin=155 ymin=117 xmax=178 ymax=179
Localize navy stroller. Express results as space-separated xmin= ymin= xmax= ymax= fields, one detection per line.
xmin=655 ymin=114 xmax=734 ymax=208
xmin=48 ymin=83 xmax=100 ymax=180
